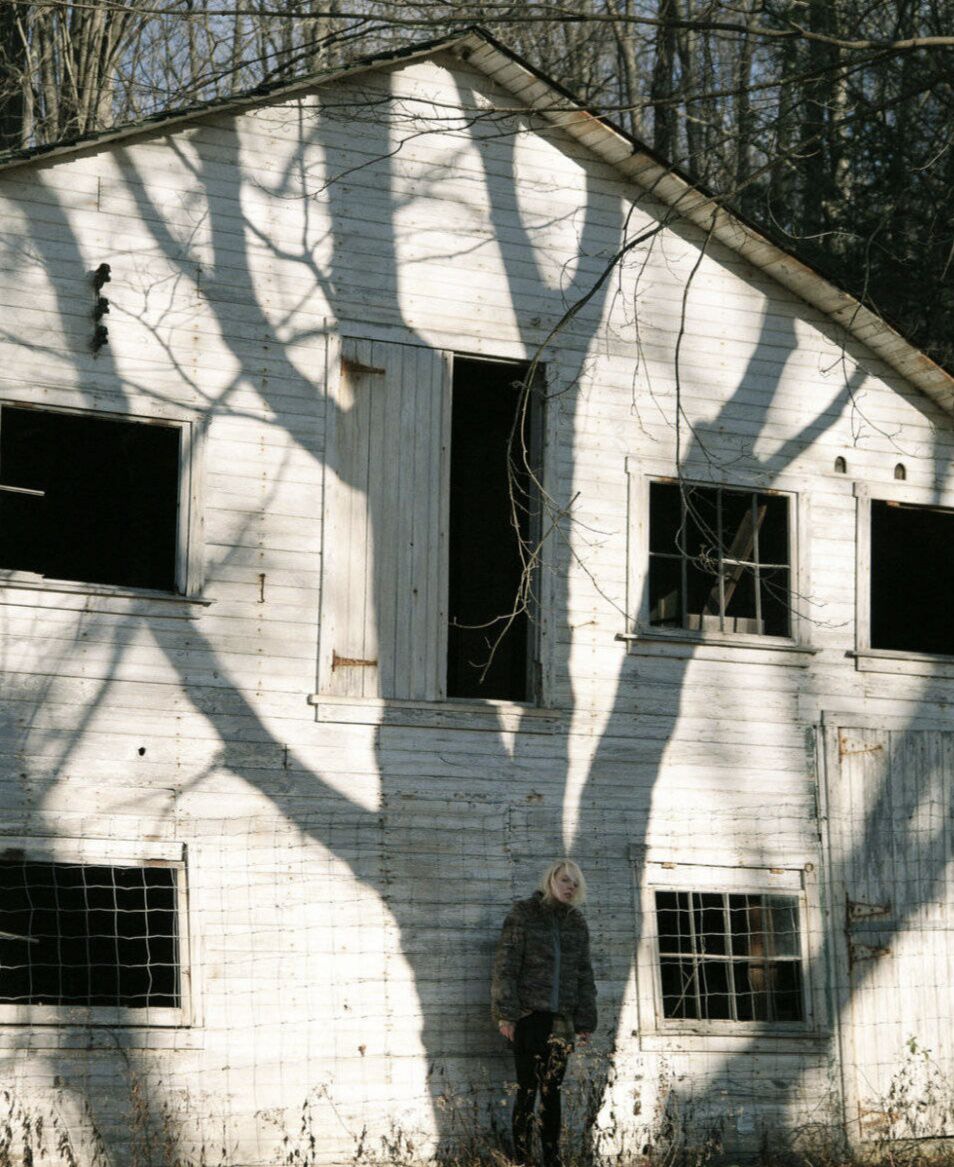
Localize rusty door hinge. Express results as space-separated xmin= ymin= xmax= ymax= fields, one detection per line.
xmin=847 ymin=899 xmax=891 ymax=922
xmin=332 ymin=651 xmax=378 ymax=670
xmin=849 ymin=942 xmax=890 ymax=966
xmin=839 ymin=734 xmax=884 ymax=759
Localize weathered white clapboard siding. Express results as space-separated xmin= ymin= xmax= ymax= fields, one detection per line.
xmin=0 ymin=34 xmax=951 ymax=1167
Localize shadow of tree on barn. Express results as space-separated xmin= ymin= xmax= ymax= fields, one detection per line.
xmin=1 ymin=46 xmax=951 ymax=1166
xmin=2 ymin=60 xmax=621 ymax=1160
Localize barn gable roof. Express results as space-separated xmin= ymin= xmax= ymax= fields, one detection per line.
xmin=2 ymin=27 xmax=951 ymax=414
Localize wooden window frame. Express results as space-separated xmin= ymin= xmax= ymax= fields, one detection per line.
xmin=314 ymin=331 xmax=557 ymax=724
xmin=636 ymin=858 xmax=822 ymax=1048
xmin=0 ymin=836 xmax=191 ymax=1029
xmin=624 ymin=463 xmax=809 ymax=654
xmin=0 ymin=400 xmax=205 ymax=604
xmin=854 ymin=480 xmax=954 ymax=677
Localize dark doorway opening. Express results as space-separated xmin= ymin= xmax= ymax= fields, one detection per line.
xmin=446 ymin=358 xmax=542 ymax=701
xmin=0 ymin=406 xmax=181 ymax=591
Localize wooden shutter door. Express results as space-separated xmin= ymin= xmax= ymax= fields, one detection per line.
xmin=320 ymin=337 xmax=449 ymax=700
xmin=824 ymin=725 xmax=954 ymax=1142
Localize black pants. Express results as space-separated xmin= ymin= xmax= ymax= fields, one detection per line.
xmin=512 ymin=1012 xmax=570 ymax=1167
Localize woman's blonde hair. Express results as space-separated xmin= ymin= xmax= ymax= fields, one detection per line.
xmin=538 ymin=859 xmax=587 ymax=907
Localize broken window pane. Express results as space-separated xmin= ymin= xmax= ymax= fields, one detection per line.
xmin=659 ymin=955 xmax=696 ymax=1019
xmin=648 ymin=556 xmax=683 ymax=628
xmin=696 ymin=959 xmax=732 ymax=1019
xmin=648 ymin=482 xmax=790 ymax=637
xmin=0 ymin=407 xmax=181 ymax=591
xmin=0 ymin=859 xmax=180 ymax=1009
xmin=695 ymin=893 xmax=727 ymax=956
xmin=655 ymin=889 xmax=804 ymax=1023
xmin=768 ymin=899 xmax=800 ymax=957
xmin=870 ymin=499 xmax=954 ymax=655
xmin=649 ymin=481 xmax=683 ymax=553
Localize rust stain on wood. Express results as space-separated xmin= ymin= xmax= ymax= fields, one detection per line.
xmin=858 ymin=1105 xmax=893 ymax=1131
xmin=332 ymin=651 xmax=378 ymax=670
xmin=849 ymin=941 xmax=891 ymax=967
xmin=838 ymin=734 xmax=884 ymax=759
xmin=342 ymin=357 xmax=386 ymax=376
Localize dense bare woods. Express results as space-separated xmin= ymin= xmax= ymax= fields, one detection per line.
xmin=1 ymin=1 xmax=951 ymax=366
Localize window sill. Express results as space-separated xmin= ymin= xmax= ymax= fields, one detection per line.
xmin=0 ymin=573 xmax=211 ymax=618
xmin=0 ymin=1005 xmax=188 ymax=1029
xmin=852 ymin=648 xmax=954 ymax=679
xmin=618 ymin=630 xmax=816 ymax=664
xmin=638 ymin=1026 xmax=826 ymax=1055
xmin=0 ymin=1021 xmax=200 ymax=1050
xmin=308 ymin=694 xmax=567 ymax=734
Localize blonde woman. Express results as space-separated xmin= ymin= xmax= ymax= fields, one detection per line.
xmin=492 ymin=860 xmax=597 ymax=1167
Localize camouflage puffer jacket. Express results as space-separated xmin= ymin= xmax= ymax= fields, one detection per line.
xmin=491 ymin=892 xmax=597 ymax=1033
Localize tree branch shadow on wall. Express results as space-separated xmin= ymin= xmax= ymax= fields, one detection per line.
xmin=3 ymin=55 xmax=949 ymax=1167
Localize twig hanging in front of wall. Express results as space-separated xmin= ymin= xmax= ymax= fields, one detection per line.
xmin=91 ymin=263 xmax=111 ymax=354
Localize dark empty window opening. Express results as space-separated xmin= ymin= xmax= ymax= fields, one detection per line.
xmin=0 ymin=859 xmax=180 ymax=1009
xmin=447 ymin=358 xmax=542 ymax=701
xmin=655 ymin=890 xmax=804 ymax=1023
xmin=649 ymin=482 xmax=790 ymax=637
xmin=0 ymin=406 xmax=181 ymax=592
xmin=871 ymin=499 xmax=954 ymax=655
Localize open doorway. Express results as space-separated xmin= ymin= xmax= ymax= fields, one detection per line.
xmin=446 ymin=357 xmax=543 ymax=701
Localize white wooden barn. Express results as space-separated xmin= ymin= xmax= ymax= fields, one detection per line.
xmin=1 ymin=27 xmax=953 ymax=1166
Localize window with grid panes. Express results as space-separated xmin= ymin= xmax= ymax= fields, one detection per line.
xmin=648 ymin=482 xmax=791 ymax=637
xmin=654 ymin=890 xmax=804 ymax=1022
xmin=0 ymin=859 xmax=181 ymax=1011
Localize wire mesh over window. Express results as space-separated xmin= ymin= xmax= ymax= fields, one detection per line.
xmin=655 ymin=890 xmax=804 ymax=1023
xmin=0 ymin=860 xmax=180 ymax=1009
xmin=648 ymin=482 xmax=790 ymax=637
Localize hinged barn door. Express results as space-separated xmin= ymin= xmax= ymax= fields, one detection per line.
xmin=824 ymin=725 xmax=954 ymax=1142
xmin=319 ymin=337 xmax=449 ymax=700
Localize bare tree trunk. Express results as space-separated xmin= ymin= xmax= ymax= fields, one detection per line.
xmin=609 ymin=0 xmax=640 ymax=137
xmin=695 ymin=16 xmax=720 ymax=187
xmin=733 ymin=1 xmax=756 ymax=211
xmin=768 ymin=30 xmax=798 ymax=229
xmin=613 ymin=23 xmax=641 ymax=138
xmin=230 ymin=10 xmax=246 ymax=93
xmin=801 ymin=0 xmax=839 ymax=236
xmin=38 ymin=9 xmax=60 ymax=143
xmin=186 ymin=0 xmax=200 ymax=92
xmin=675 ymin=3 xmax=701 ymax=178
xmin=0 ymin=1 xmax=28 ymax=151
xmin=651 ymin=0 xmax=678 ymax=159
